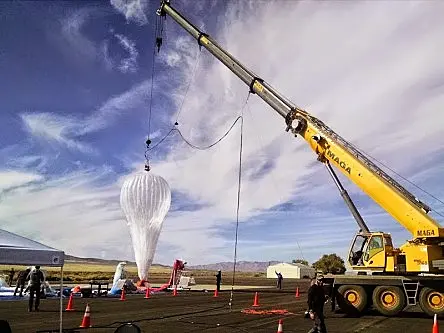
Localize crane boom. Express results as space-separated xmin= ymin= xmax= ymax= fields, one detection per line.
xmin=158 ymin=0 xmax=443 ymax=239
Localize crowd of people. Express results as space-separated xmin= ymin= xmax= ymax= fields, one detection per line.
xmin=9 ymin=264 xmax=329 ymax=329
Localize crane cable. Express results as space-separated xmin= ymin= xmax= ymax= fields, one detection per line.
xmin=175 ymin=50 xmax=202 ymax=124
xmin=146 ymin=92 xmax=250 ymax=310
xmin=146 ymin=116 xmax=242 ymax=152
xmin=144 ymin=14 xmax=251 ymax=304
xmin=145 ymin=12 xmax=287 ymax=309
xmin=229 ymin=93 xmax=249 ymax=310
xmin=145 ymin=12 xmax=166 ymax=171
xmin=348 ymin=145 xmax=444 ymax=218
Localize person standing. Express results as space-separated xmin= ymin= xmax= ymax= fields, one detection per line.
xmin=305 ymin=278 xmax=317 ymax=318
xmin=8 ymin=268 xmax=15 ymax=286
xmin=215 ymin=270 xmax=222 ymax=292
xmin=307 ymin=275 xmax=328 ymax=333
xmin=27 ymin=266 xmax=45 ymax=312
xmin=275 ymin=271 xmax=283 ymax=290
xmin=13 ymin=267 xmax=31 ymax=297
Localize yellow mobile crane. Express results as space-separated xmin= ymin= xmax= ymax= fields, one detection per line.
xmin=157 ymin=0 xmax=444 ymax=317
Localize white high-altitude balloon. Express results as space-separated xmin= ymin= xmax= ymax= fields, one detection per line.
xmin=120 ymin=171 xmax=171 ymax=281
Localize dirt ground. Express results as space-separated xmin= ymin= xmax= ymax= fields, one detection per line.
xmin=0 ymin=279 xmax=439 ymax=333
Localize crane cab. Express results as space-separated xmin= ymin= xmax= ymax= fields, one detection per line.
xmin=348 ymin=232 xmax=396 ymax=274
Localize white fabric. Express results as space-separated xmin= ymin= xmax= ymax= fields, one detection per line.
xmin=120 ymin=171 xmax=171 ymax=280
xmin=0 ymin=229 xmax=64 ymax=266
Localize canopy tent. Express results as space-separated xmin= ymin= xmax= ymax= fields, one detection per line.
xmin=0 ymin=229 xmax=64 ymax=266
xmin=0 ymin=229 xmax=65 ymax=332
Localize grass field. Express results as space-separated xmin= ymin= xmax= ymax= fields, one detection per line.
xmin=0 ymin=262 xmax=264 ymax=284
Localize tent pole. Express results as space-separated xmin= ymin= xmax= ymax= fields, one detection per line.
xmin=59 ymin=266 xmax=63 ymax=333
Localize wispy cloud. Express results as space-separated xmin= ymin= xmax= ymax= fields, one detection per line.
xmin=110 ymin=0 xmax=149 ymax=26
xmin=0 ymin=171 xmax=43 ymax=193
xmin=101 ymin=41 xmax=114 ymax=71
xmin=78 ymin=79 xmax=152 ymax=134
xmin=58 ymin=8 xmax=99 ymax=62
xmin=115 ymin=34 xmax=139 ymax=73
xmin=101 ymin=33 xmax=139 ymax=74
xmin=19 ymin=79 xmax=153 ymax=152
xmin=144 ymin=0 xmax=444 ymax=263
xmin=2 ymin=0 xmax=443 ymax=267
xmin=20 ymin=112 xmax=94 ymax=153
xmin=58 ymin=7 xmax=140 ymax=74
xmin=0 ymin=167 xmax=134 ymax=260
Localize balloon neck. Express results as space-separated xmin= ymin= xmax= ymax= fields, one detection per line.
xmin=137 ymin=279 xmax=149 ymax=287
xmin=144 ymin=162 xmax=151 ymax=172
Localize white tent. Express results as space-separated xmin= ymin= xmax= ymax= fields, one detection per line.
xmin=0 ymin=229 xmax=65 ymax=332
xmin=266 ymin=262 xmax=316 ymax=279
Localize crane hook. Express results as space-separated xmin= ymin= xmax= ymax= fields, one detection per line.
xmin=156 ymin=37 xmax=163 ymax=53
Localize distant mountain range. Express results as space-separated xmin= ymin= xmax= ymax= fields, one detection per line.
xmin=188 ymin=261 xmax=281 ymax=272
xmin=64 ymin=255 xmax=170 ymax=268
xmin=65 ymin=255 xmax=279 ymax=272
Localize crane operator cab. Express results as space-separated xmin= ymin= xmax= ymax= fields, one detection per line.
xmin=348 ymin=232 xmax=396 ymax=274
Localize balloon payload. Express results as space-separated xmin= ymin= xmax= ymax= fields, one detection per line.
xmin=120 ymin=171 xmax=171 ymax=281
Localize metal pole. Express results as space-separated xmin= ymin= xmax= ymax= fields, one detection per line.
xmin=325 ymin=161 xmax=370 ymax=233
xmin=59 ymin=266 xmax=63 ymax=333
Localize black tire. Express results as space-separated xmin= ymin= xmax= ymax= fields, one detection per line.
xmin=337 ymin=285 xmax=368 ymax=314
xmin=372 ymin=285 xmax=406 ymax=316
xmin=419 ymin=287 xmax=444 ymax=318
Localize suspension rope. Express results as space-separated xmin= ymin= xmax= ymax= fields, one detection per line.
xmin=146 ymin=115 xmax=243 ymax=152
xmin=175 ymin=50 xmax=202 ymax=123
xmin=145 ymin=14 xmax=165 ymax=171
xmin=228 ymin=93 xmax=250 ymax=310
xmin=145 ymin=93 xmax=250 ymax=310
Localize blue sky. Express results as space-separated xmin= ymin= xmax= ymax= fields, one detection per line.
xmin=1 ymin=0 xmax=443 ymax=267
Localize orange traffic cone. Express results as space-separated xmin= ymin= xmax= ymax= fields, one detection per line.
xmin=213 ymin=289 xmax=219 ymax=298
xmin=79 ymin=304 xmax=91 ymax=328
xmin=65 ymin=293 xmax=74 ymax=311
xmin=252 ymin=292 xmax=260 ymax=307
xmin=120 ymin=288 xmax=126 ymax=301
xmin=144 ymin=287 xmax=150 ymax=299
xmin=433 ymin=314 xmax=439 ymax=333
xmin=295 ymin=287 xmax=300 ymax=298
xmin=277 ymin=319 xmax=283 ymax=333
xmin=173 ymin=285 xmax=177 ymax=296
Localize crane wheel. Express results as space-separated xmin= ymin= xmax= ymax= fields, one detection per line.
xmin=372 ymin=285 xmax=406 ymax=316
xmin=337 ymin=285 xmax=368 ymax=315
xmin=419 ymin=287 xmax=444 ymax=318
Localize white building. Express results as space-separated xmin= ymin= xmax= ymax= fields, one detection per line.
xmin=266 ymin=262 xmax=316 ymax=279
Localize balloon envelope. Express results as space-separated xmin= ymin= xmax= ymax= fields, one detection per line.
xmin=120 ymin=172 xmax=171 ymax=281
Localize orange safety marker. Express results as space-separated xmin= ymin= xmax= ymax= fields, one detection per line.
xmin=252 ymin=292 xmax=260 ymax=307
xmin=277 ymin=318 xmax=283 ymax=333
xmin=144 ymin=287 xmax=151 ymax=299
xmin=213 ymin=289 xmax=219 ymax=298
xmin=433 ymin=314 xmax=439 ymax=333
xmin=295 ymin=287 xmax=300 ymax=298
xmin=79 ymin=304 xmax=92 ymax=328
xmin=65 ymin=293 xmax=75 ymax=311
xmin=120 ymin=288 xmax=126 ymax=301
xmin=173 ymin=285 xmax=177 ymax=296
